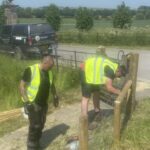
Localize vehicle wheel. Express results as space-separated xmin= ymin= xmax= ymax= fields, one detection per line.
xmin=14 ymin=47 xmax=24 ymax=60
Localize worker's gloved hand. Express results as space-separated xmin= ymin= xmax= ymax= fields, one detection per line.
xmin=53 ymin=95 xmax=59 ymax=107
xmin=24 ymin=101 xmax=32 ymax=114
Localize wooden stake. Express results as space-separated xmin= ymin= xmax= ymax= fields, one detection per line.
xmin=114 ymin=101 xmax=121 ymax=143
xmin=79 ymin=115 xmax=88 ymax=150
xmin=131 ymin=54 xmax=139 ymax=110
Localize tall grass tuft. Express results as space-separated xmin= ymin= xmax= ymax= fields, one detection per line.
xmin=120 ymin=99 xmax=150 ymax=150
xmin=0 ymin=54 xmax=80 ymax=111
xmin=58 ymin=28 xmax=150 ymax=46
xmin=55 ymin=67 xmax=80 ymax=90
xmin=0 ymin=54 xmax=34 ymax=111
xmin=89 ymin=99 xmax=150 ymax=150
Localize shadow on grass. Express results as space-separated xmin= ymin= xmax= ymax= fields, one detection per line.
xmin=40 ymin=123 xmax=69 ymax=149
xmin=88 ymin=108 xmax=113 ymax=123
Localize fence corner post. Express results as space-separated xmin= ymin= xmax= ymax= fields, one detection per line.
xmin=130 ymin=53 xmax=139 ymax=111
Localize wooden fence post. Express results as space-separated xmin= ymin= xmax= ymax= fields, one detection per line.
xmin=131 ymin=53 xmax=139 ymax=110
xmin=114 ymin=101 xmax=121 ymax=144
xmin=79 ymin=115 xmax=88 ymax=150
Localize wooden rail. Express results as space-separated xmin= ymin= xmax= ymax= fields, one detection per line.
xmin=0 ymin=108 xmax=21 ymax=123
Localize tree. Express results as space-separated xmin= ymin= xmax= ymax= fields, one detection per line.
xmin=46 ymin=4 xmax=61 ymax=31
xmin=113 ymin=2 xmax=132 ymax=29
xmin=76 ymin=7 xmax=93 ymax=31
xmin=32 ymin=8 xmax=45 ymax=18
xmin=60 ymin=7 xmax=76 ymax=18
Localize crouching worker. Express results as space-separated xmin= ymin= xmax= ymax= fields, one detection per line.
xmin=19 ymin=54 xmax=59 ymax=150
xmin=80 ymin=46 xmax=126 ymax=120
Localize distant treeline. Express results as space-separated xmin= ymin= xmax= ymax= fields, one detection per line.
xmin=16 ymin=5 xmax=150 ymax=20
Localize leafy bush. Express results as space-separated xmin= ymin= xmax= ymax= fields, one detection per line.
xmin=76 ymin=7 xmax=93 ymax=31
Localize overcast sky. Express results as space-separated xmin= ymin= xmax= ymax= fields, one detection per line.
xmin=1 ymin=0 xmax=150 ymax=9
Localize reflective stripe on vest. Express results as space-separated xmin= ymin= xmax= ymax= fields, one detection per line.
xmin=26 ymin=64 xmax=53 ymax=102
xmin=85 ymin=57 xmax=118 ymax=84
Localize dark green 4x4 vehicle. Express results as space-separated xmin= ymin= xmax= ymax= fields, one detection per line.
xmin=0 ymin=23 xmax=57 ymax=59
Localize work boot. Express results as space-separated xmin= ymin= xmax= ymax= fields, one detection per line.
xmin=27 ymin=141 xmax=41 ymax=150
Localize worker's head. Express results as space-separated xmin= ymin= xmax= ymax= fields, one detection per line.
xmin=41 ymin=54 xmax=54 ymax=71
xmin=115 ymin=65 xmax=127 ymax=77
xmin=96 ymin=45 xmax=107 ymax=57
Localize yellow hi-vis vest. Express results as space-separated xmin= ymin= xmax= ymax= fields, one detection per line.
xmin=85 ymin=56 xmax=118 ymax=84
xmin=26 ymin=64 xmax=53 ymax=102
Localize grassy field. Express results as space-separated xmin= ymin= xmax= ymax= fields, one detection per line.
xmin=18 ymin=18 xmax=150 ymax=46
xmin=89 ymin=99 xmax=150 ymax=150
xmin=18 ymin=18 xmax=150 ymax=31
xmin=18 ymin=18 xmax=46 ymax=24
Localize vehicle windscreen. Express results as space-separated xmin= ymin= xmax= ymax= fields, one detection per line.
xmin=30 ymin=24 xmax=53 ymax=35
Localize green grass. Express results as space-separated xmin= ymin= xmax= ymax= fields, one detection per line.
xmin=18 ymin=18 xmax=150 ymax=30
xmin=0 ymin=116 xmax=28 ymax=137
xmin=90 ymin=99 xmax=150 ymax=150
xmin=120 ymin=99 xmax=150 ymax=150
xmin=58 ymin=28 xmax=150 ymax=46
xmin=60 ymin=18 xmax=150 ymax=31
xmin=0 ymin=54 xmax=36 ymax=111
xmin=0 ymin=54 xmax=80 ymax=111
xmin=17 ymin=18 xmax=150 ymax=46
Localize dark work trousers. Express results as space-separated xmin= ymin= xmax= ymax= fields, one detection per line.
xmin=27 ymin=104 xmax=48 ymax=150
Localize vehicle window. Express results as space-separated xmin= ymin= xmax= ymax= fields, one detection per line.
xmin=12 ymin=25 xmax=28 ymax=36
xmin=1 ymin=26 xmax=12 ymax=35
xmin=30 ymin=24 xmax=53 ymax=35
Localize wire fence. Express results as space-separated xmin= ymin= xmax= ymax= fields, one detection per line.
xmin=54 ymin=48 xmax=124 ymax=70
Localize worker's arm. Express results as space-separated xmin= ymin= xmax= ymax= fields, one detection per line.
xmin=105 ymin=78 xmax=121 ymax=95
xmin=51 ymin=83 xmax=59 ymax=107
xmin=19 ymin=80 xmax=29 ymax=102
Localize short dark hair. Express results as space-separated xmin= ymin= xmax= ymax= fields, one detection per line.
xmin=41 ymin=52 xmax=53 ymax=59
xmin=118 ymin=65 xmax=127 ymax=76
